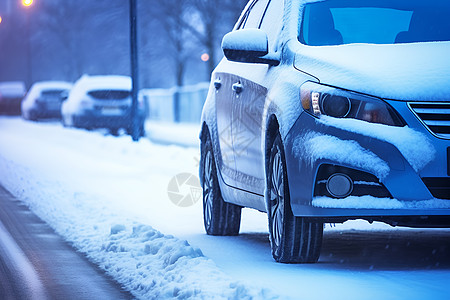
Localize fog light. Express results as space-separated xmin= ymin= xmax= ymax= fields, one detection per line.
xmin=326 ymin=173 xmax=353 ymax=198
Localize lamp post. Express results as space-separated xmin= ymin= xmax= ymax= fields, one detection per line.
xmin=129 ymin=0 xmax=140 ymax=141
xmin=22 ymin=0 xmax=34 ymax=88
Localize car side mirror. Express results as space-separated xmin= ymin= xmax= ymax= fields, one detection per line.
xmin=222 ymin=29 xmax=280 ymax=66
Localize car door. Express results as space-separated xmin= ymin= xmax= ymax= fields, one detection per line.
xmin=231 ymin=0 xmax=285 ymax=195
xmin=214 ymin=0 xmax=270 ymax=188
xmin=214 ymin=71 xmax=236 ymax=187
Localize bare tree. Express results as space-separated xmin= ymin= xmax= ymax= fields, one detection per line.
xmin=184 ymin=0 xmax=249 ymax=78
xmin=150 ymin=0 xmax=248 ymax=85
xmin=151 ymin=0 xmax=193 ymax=87
xmin=36 ymin=0 xmax=128 ymax=81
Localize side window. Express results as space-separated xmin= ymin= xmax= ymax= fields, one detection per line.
xmin=260 ymin=0 xmax=285 ymax=51
xmin=240 ymin=0 xmax=270 ymax=29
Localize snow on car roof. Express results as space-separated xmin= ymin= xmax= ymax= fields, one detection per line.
xmin=23 ymin=81 xmax=73 ymax=107
xmin=73 ymin=75 xmax=132 ymax=92
xmin=29 ymin=81 xmax=73 ymax=91
xmin=0 ymin=81 xmax=26 ymax=97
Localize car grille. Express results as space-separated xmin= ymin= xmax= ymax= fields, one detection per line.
xmin=409 ymin=102 xmax=450 ymax=139
xmin=422 ymin=178 xmax=450 ymax=200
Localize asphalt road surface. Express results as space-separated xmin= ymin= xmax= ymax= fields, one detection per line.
xmin=0 ymin=185 xmax=132 ymax=300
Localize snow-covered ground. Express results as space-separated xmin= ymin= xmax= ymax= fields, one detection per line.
xmin=1 ymin=117 xmax=450 ymax=299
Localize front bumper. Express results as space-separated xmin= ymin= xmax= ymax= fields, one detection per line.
xmin=284 ymin=100 xmax=450 ymax=218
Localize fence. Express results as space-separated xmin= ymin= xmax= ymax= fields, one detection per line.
xmin=140 ymin=82 xmax=209 ymax=123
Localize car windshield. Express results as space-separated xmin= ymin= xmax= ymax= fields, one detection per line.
xmin=300 ymin=0 xmax=450 ymax=46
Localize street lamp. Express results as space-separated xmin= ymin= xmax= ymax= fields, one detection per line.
xmin=0 ymin=16 xmax=3 ymax=24
xmin=22 ymin=0 xmax=33 ymax=7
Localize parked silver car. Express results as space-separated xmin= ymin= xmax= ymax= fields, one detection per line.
xmin=0 ymin=81 xmax=26 ymax=115
xmin=22 ymin=81 xmax=72 ymax=120
xmin=200 ymin=0 xmax=450 ymax=263
xmin=61 ymin=75 xmax=146 ymax=136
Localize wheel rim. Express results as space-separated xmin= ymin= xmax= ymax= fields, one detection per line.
xmin=270 ymin=149 xmax=284 ymax=249
xmin=203 ymin=150 xmax=214 ymax=230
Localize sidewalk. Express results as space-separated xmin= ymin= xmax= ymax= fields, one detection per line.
xmin=145 ymin=121 xmax=200 ymax=148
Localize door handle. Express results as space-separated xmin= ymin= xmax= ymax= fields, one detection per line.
xmin=214 ymin=79 xmax=222 ymax=90
xmin=232 ymin=82 xmax=243 ymax=94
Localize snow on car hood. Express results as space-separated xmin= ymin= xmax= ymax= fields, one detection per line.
xmin=294 ymin=41 xmax=450 ymax=101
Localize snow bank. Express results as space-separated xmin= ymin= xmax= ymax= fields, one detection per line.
xmin=0 ymin=118 xmax=274 ymax=300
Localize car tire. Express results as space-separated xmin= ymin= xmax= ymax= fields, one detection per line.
xmin=201 ymin=132 xmax=241 ymax=236
xmin=110 ymin=128 xmax=119 ymax=136
xmin=127 ymin=123 xmax=145 ymax=137
xmin=27 ymin=110 xmax=37 ymax=121
xmin=139 ymin=123 xmax=145 ymax=137
xmin=267 ymin=133 xmax=323 ymax=263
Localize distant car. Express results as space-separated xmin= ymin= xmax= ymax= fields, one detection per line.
xmin=61 ymin=75 xmax=146 ymax=136
xmin=0 ymin=81 xmax=26 ymax=115
xmin=199 ymin=0 xmax=450 ymax=263
xmin=21 ymin=81 xmax=72 ymax=121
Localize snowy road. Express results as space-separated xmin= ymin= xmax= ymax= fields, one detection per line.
xmin=0 ymin=117 xmax=450 ymax=299
xmin=0 ymin=185 xmax=131 ymax=299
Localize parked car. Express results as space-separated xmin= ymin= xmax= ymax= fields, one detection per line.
xmin=61 ymin=75 xmax=146 ymax=136
xmin=0 ymin=81 xmax=26 ymax=115
xmin=199 ymin=0 xmax=450 ymax=263
xmin=21 ymin=81 xmax=72 ymax=121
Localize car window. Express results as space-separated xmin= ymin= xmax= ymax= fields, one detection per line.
xmin=41 ymin=90 xmax=66 ymax=97
xmin=259 ymin=0 xmax=284 ymax=52
xmin=241 ymin=0 xmax=270 ymax=29
xmin=88 ymin=90 xmax=131 ymax=100
xmin=300 ymin=0 xmax=450 ymax=46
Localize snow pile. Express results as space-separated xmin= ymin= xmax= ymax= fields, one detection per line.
xmin=0 ymin=118 xmax=274 ymax=300
xmin=313 ymin=196 xmax=403 ymax=209
xmin=313 ymin=196 xmax=450 ymax=210
xmin=319 ymin=116 xmax=436 ymax=172
xmin=293 ymin=132 xmax=390 ymax=179
xmin=97 ymin=222 xmax=269 ymax=299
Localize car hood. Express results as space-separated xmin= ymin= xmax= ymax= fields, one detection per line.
xmin=294 ymin=42 xmax=450 ymax=101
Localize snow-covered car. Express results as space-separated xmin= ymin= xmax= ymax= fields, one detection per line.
xmin=21 ymin=81 xmax=72 ymax=121
xmin=61 ymin=75 xmax=146 ymax=136
xmin=0 ymin=81 xmax=26 ymax=115
xmin=199 ymin=0 xmax=450 ymax=263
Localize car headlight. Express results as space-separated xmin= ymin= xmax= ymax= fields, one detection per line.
xmin=300 ymin=82 xmax=404 ymax=126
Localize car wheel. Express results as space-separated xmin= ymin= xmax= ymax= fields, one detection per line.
xmin=201 ymin=132 xmax=241 ymax=235
xmin=110 ymin=128 xmax=119 ymax=136
xmin=126 ymin=124 xmax=145 ymax=137
xmin=267 ymin=133 xmax=323 ymax=263
xmin=139 ymin=123 xmax=145 ymax=137
xmin=28 ymin=110 xmax=37 ymax=121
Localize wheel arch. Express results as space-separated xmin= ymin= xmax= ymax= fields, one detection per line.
xmin=199 ymin=121 xmax=210 ymax=187
xmin=264 ymin=114 xmax=281 ymax=211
